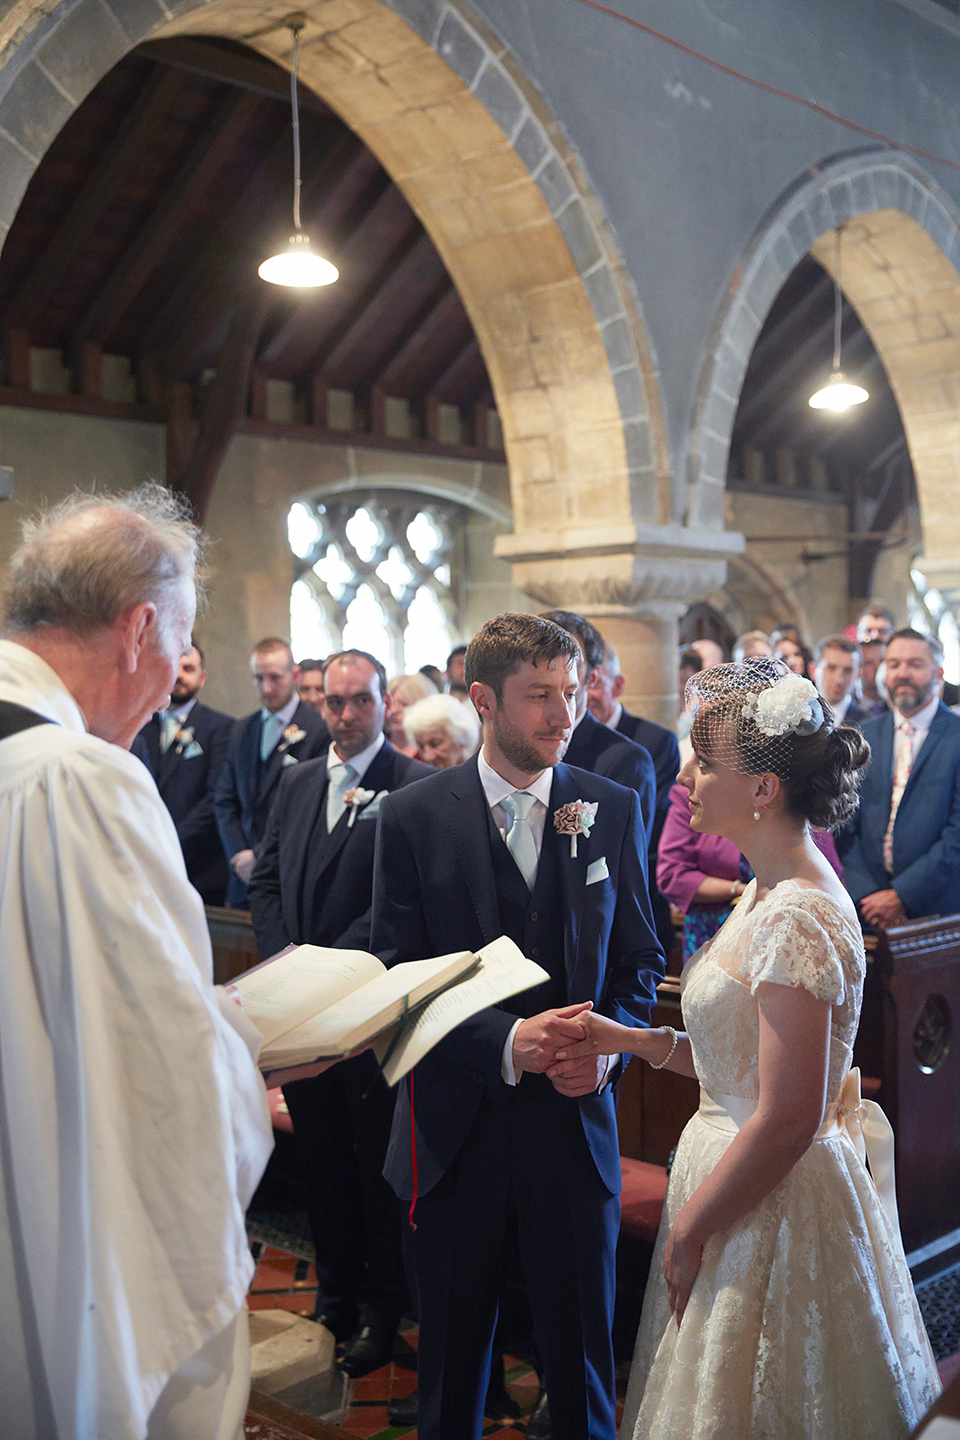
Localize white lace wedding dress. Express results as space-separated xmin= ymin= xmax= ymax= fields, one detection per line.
xmin=621 ymin=878 xmax=940 ymax=1440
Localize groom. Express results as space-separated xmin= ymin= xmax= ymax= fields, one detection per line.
xmin=371 ymin=613 xmax=664 ymax=1440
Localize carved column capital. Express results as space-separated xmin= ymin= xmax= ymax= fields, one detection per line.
xmin=494 ymin=523 xmax=745 ymax=615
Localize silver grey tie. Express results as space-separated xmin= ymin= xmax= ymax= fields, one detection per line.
xmin=501 ymin=790 xmax=539 ymax=891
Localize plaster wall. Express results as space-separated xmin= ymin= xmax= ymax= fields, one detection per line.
xmin=0 ymin=407 xmax=522 ymax=715
xmin=467 ymin=0 xmax=960 ymax=505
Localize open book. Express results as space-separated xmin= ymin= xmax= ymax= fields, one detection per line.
xmin=234 ymin=935 xmax=549 ymax=1084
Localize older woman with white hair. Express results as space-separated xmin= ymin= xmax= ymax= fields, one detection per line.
xmin=402 ymin=691 xmax=480 ymax=769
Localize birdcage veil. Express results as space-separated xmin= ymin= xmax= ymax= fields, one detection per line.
xmin=686 ymin=657 xmax=828 ymax=776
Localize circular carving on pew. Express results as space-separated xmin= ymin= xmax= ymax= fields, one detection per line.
xmin=913 ymin=993 xmax=951 ymax=1074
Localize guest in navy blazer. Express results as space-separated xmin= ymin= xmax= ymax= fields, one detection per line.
xmin=814 ymin=635 xmax=870 ymax=728
xmin=838 ymin=629 xmax=960 ymax=926
xmin=214 ymin=638 xmax=328 ymax=906
xmin=586 ymin=636 xmax=680 ymax=953
xmin=134 ymin=641 xmax=234 ymax=905
xmin=249 ymin=650 xmax=431 ymax=1375
xmin=372 ymin=614 xmax=664 ymax=1440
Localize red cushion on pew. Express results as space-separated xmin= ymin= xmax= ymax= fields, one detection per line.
xmin=861 ymin=1075 xmax=882 ymax=1098
xmin=619 ymin=1157 xmax=668 ymax=1243
xmin=267 ymin=1086 xmax=294 ymax=1134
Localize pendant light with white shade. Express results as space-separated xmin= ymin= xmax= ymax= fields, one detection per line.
xmin=259 ymin=18 xmax=339 ymax=289
xmin=808 ymin=225 xmax=868 ymax=412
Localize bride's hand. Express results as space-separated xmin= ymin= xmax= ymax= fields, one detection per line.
xmin=663 ymin=1217 xmax=703 ymax=1326
xmin=549 ymin=1009 xmax=634 ymax=1066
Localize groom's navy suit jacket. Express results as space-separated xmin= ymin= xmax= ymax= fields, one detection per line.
xmin=371 ymin=755 xmax=664 ymax=1202
xmin=837 ymin=701 xmax=960 ymax=919
xmin=248 ymin=740 xmax=432 ymax=958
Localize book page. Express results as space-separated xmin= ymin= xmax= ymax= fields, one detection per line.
xmin=377 ymin=935 xmax=550 ymax=1085
xmin=257 ymin=950 xmax=477 ymax=1067
xmin=234 ymin=946 xmax=385 ymax=1046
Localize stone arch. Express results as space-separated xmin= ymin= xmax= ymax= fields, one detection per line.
xmin=0 ymin=0 xmax=669 ymax=538
xmin=692 ymin=151 xmax=960 ymax=593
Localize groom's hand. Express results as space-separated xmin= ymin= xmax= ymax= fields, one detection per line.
xmin=547 ymin=1052 xmax=608 ymax=1097
xmin=512 ymin=1002 xmax=591 ymax=1075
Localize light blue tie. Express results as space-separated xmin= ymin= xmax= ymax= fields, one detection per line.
xmin=160 ymin=711 xmax=181 ymax=754
xmin=326 ymin=760 xmax=357 ymax=832
xmin=501 ymin=791 xmax=539 ymax=891
xmin=260 ymin=712 xmax=285 ymax=762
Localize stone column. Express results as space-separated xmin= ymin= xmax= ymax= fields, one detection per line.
xmin=495 ymin=523 xmax=745 ymax=728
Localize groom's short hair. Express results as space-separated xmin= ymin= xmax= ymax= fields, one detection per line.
xmin=465 ymin=613 xmax=581 ymax=700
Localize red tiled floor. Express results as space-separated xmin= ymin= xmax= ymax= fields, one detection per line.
xmin=246 ymin=1239 xmax=624 ymax=1437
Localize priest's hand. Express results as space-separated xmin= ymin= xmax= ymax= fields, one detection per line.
xmin=512 ymin=1002 xmax=591 ymax=1075
xmin=231 ymin=849 xmax=256 ymax=884
xmin=860 ymin=888 xmax=907 ymax=929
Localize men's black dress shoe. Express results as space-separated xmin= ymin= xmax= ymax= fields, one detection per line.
xmin=386 ymin=1390 xmax=418 ymax=1426
xmin=310 ymin=1308 xmax=356 ymax=1346
xmin=384 ymin=1385 xmax=521 ymax=1426
xmin=526 ymin=1390 xmax=551 ymax=1440
xmin=336 ymin=1323 xmax=395 ymax=1378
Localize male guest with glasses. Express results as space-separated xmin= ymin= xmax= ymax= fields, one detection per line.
xmin=249 ymin=650 xmax=431 ymax=1377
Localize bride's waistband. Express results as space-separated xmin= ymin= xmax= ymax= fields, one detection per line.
xmin=695 ymin=1071 xmax=901 ymax=1235
xmin=697 ymin=1090 xmax=842 ymax=1141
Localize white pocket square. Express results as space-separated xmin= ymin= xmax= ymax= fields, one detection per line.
xmin=586 ymin=857 xmax=609 ymax=885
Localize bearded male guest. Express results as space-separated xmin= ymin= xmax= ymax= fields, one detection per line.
xmin=133 ymin=640 xmax=235 ymax=904
xmin=371 ymin=613 xmax=664 ymax=1440
xmin=249 ymin=651 xmax=431 ymax=1375
xmin=838 ymin=627 xmax=960 ymax=927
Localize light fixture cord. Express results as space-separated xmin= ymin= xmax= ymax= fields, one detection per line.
xmin=832 ymin=224 xmax=843 ymax=372
xmin=290 ymin=24 xmax=303 ymax=232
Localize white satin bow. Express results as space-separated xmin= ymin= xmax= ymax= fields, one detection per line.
xmin=835 ymin=1066 xmax=900 ymax=1236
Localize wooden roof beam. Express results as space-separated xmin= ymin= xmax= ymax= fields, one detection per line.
xmin=316 ymin=231 xmax=439 ymax=380
xmin=0 ymin=64 xmax=187 ymax=335
xmin=71 ymin=88 xmax=263 ymax=354
xmin=136 ymin=37 xmax=330 ymax=114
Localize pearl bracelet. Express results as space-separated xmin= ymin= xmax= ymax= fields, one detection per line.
xmin=650 ymin=1025 xmax=679 ymax=1070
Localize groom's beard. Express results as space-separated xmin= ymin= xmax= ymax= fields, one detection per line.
xmin=491 ymin=708 xmax=569 ymax=773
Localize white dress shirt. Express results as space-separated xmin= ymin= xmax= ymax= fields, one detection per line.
xmin=605 ymin=700 xmax=624 ymax=731
xmin=477 ymin=750 xmax=613 ymax=1090
xmin=832 ymin=691 xmax=853 ymax=724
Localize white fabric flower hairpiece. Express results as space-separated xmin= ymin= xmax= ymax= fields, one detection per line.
xmin=741 ymin=674 xmax=823 ymax=738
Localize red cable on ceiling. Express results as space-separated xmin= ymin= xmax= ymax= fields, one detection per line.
xmin=572 ymin=0 xmax=960 ymax=177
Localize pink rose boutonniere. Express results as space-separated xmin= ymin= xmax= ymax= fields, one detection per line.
xmin=554 ymin=799 xmax=599 ymax=858
xmin=277 ymin=724 xmax=307 ymax=754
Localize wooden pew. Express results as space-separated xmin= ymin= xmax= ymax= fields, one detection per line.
xmin=861 ymin=916 xmax=960 ymax=1256
xmin=206 ymin=904 xmax=260 ymax=984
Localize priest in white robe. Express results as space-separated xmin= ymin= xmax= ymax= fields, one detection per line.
xmin=0 ymin=486 xmax=274 ymax=1440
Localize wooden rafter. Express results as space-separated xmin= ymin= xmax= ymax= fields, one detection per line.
xmin=0 ymin=64 xmax=187 ymax=335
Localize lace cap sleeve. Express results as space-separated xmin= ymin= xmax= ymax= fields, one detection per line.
xmin=745 ymin=891 xmax=847 ymax=1004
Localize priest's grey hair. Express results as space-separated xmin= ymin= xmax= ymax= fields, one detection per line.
xmin=3 ymin=482 xmax=204 ymax=641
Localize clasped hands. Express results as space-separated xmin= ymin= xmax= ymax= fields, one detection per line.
xmin=512 ymin=1001 xmax=605 ymax=1096
xmin=859 ymin=888 xmax=907 ymax=930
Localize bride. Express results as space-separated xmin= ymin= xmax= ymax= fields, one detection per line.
xmin=550 ymin=658 xmax=940 ymax=1439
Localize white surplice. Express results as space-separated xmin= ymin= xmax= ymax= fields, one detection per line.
xmin=0 ymin=640 xmax=273 ymax=1440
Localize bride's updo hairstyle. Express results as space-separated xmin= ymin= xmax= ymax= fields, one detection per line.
xmin=687 ymin=657 xmax=871 ymax=829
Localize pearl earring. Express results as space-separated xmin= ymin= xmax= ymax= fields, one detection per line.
xmin=753 ymin=809 xmax=761 ymax=821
